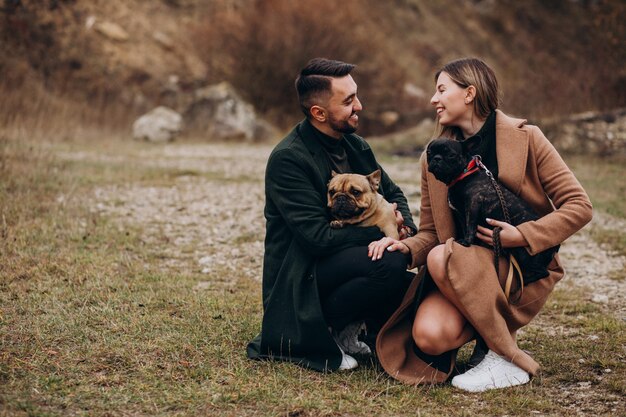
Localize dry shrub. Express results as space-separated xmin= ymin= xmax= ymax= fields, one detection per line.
xmin=0 ymin=0 xmax=135 ymax=141
xmin=192 ymin=0 xmax=420 ymax=135
xmin=488 ymin=0 xmax=626 ymax=117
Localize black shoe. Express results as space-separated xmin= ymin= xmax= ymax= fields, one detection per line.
xmin=467 ymin=336 xmax=488 ymax=369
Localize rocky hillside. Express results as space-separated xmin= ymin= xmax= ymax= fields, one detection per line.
xmin=1 ymin=0 xmax=624 ymax=137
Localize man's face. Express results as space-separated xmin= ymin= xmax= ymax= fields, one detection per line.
xmin=325 ymin=75 xmax=362 ymax=135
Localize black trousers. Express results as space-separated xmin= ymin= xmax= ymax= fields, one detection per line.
xmin=315 ymin=246 xmax=412 ymax=332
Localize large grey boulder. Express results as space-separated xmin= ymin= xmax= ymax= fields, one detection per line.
xmin=132 ymin=106 xmax=183 ymax=143
xmin=184 ymin=82 xmax=279 ymax=142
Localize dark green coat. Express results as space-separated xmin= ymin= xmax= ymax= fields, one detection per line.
xmin=247 ymin=119 xmax=415 ymax=371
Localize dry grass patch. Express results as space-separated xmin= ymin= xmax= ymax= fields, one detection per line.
xmin=1 ymin=137 xmax=625 ymax=416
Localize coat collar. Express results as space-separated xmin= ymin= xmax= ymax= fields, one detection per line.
xmin=428 ymin=110 xmax=528 ymax=242
xmin=297 ymin=118 xmax=372 ymax=176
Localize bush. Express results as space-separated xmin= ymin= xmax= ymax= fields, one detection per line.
xmin=192 ymin=0 xmax=422 ymax=135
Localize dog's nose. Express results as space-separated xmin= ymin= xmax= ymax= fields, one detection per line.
xmin=335 ymin=194 xmax=349 ymax=204
xmin=432 ymin=155 xmax=442 ymax=163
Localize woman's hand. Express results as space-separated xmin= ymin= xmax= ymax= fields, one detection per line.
xmin=368 ymin=236 xmax=410 ymax=261
xmin=476 ymin=218 xmax=529 ymax=248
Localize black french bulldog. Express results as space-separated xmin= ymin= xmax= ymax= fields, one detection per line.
xmin=426 ymin=137 xmax=559 ymax=284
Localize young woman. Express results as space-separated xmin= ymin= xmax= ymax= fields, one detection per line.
xmin=369 ymin=58 xmax=592 ymax=392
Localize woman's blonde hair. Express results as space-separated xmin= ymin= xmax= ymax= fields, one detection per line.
xmin=433 ymin=57 xmax=500 ymax=139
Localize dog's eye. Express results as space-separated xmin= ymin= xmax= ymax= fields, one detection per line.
xmin=351 ymin=188 xmax=361 ymax=197
xmin=329 ymin=190 xmax=336 ymax=196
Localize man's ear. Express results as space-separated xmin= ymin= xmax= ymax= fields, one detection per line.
xmin=310 ymin=105 xmax=327 ymax=123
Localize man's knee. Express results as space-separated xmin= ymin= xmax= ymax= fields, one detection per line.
xmin=373 ymin=251 xmax=409 ymax=285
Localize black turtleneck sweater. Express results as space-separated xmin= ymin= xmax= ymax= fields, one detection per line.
xmin=310 ymin=122 xmax=352 ymax=174
xmin=462 ymin=110 xmax=498 ymax=179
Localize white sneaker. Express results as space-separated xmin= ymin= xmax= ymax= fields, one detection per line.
xmin=338 ymin=352 xmax=358 ymax=371
xmin=332 ymin=322 xmax=371 ymax=356
xmin=451 ymin=350 xmax=530 ymax=392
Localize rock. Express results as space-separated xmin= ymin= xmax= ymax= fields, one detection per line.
xmin=95 ymin=21 xmax=129 ymax=42
xmin=152 ymin=31 xmax=175 ymax=51
xmin=541 ymin=108 xmax=626 ymax=156
xmin=198 ymin=256 xmax=212 ymax=265
xmin=85 ymin=15 xmax=96 ymax=30
xmin=403 ymin=82 xmax=427 ymax=100
xmin=591 ymin=293 xmax=609 ymax=304
xmin=184 ymin=82 xmax=279 ymax=142
xmin=193 ymin=281 xmax=211 ymax=290
xmin=380 ymin=111 xmax=400 ymax=127
xmin=183 ymin=53 xmax=208 ymax=80
xmin=132 ymin=106 xmax=182 ymax=143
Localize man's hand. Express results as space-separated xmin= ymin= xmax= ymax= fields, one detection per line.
xmin=391 ymin=202 xmax=404 ymax=228
xmin=391 ymin=202 xmax=412 ymax=239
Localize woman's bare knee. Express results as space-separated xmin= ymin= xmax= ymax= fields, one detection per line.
xmin=412 ymin=290 xmax=467 ymax=356
xmin=412 ymin=321 xmax=448 ymax=355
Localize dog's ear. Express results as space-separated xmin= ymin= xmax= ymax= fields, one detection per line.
xmin=331 ymin=170 xmax=339 ymax=178
xmin=367 ymin=169 xmax=382 ymax=191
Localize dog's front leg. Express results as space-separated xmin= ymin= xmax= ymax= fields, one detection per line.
xmin=458 ymin=199 xmax=482 ymax=246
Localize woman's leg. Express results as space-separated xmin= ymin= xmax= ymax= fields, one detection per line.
xmin=412 ymin=290 xmax=474 ymax=355
xmin=411 ymin=244 xmax=474 ymax=355
xmin=426 ymin=244 xmax=465 ymax=308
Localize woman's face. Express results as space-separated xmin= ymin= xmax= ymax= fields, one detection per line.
xmin=430 ymin=72 xmax=471 ymax=127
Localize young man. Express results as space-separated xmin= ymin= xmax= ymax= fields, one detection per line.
xmin=247 ymin=58 xmax=416 ymax=371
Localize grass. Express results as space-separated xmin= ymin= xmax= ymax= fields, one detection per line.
xmin=1 ymin=137 xmax=625 ymax=416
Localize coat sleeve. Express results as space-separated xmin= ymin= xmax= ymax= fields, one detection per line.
xmin=266 ymin=149 xmax=383 ymax=257
xmin=516 ymin=126 xmax=593 ymax=255
xmin=403 ymin=153 xmax=439 ymax=268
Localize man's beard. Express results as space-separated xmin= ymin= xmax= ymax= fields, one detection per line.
xmin=329 ymin=113 xmax=358 ymax=135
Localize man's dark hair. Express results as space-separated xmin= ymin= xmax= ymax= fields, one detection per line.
xmin=295 ymin=58 xmax=355 ymax=118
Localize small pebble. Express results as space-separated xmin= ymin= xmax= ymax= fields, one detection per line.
xmin=591 ymin=294 xmax=609 ymax=304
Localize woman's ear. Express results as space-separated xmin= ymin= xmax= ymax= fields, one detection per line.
xmin=465 ymin=86 xmax=476 ymax=105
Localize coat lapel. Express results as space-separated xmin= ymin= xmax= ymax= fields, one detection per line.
xmin=427 ymin=169 xmax=456 ymax=242
xmin=297 ymin=119 xmax=333 ymax=187
xmin=494 ymin=110 xmax=528 ymax=195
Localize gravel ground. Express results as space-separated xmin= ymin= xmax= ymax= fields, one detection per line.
xmin=58 ymin=143 xmax=625 ymax=319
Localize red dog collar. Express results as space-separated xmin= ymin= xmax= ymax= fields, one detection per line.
xmin=448 ymin=156 xmax=480 ymax=187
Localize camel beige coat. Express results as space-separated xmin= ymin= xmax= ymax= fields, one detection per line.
xmin=376 ymin=110 xmax=593 ymax=384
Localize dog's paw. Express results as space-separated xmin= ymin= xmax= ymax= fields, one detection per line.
xmin=330 ymin=220 xmax=344 ymax=229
